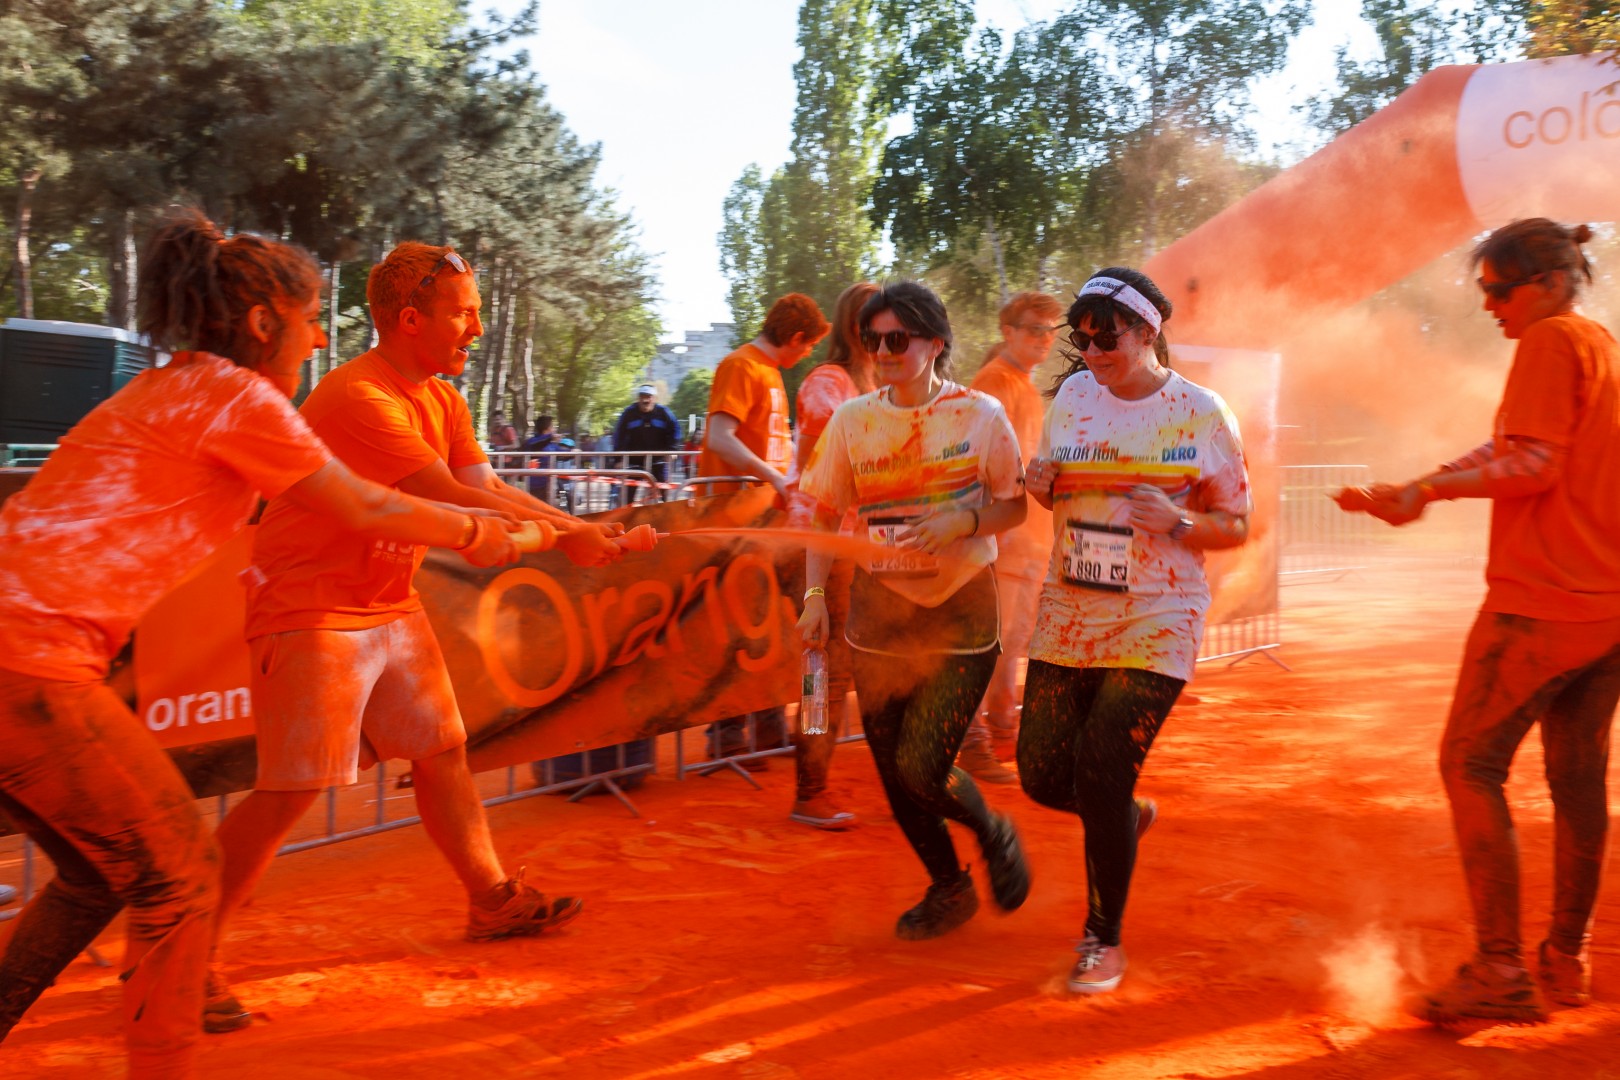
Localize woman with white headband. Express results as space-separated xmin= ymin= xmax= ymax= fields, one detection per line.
xmin=1020 ymin=266 xmax=1251 ymax=994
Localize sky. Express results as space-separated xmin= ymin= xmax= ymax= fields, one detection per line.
xmin=494 ymin=0 xmax=1377 ymax=341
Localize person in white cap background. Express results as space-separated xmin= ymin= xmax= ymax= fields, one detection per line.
xmin=612 ymin=383 xmax=681 ymax=506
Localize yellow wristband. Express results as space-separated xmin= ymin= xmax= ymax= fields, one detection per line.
xmin=452 ymin=515 xmax=478 ymax=550
xmin=803 ymin=586 xmax=825 ymax=601
xmin=1416 ymin=480 xmax=1440 ymax=504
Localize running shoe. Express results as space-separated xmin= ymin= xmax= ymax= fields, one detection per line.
xmin=1134 ymin=797 xmax=1157 ymax=841
xmin=202 ymin=968 xmax=252 ymax=1034
xmin=789 ymin=797 xmax=858 ymax=830
xmin=1069 ymin=934 xmax=1126 ymax=994
xmin=895 ymin=870 xmax=978 ymax=940
xmin=466 ymin=868 xmax=584 ymax=942
xmin=1537 ymin=939 xmax=1591 ymax=1008
xmin=1415 ymin=957 xmax=1547 ymax=1024
xmin=982 ymin=813 xmax=1031 ymax=912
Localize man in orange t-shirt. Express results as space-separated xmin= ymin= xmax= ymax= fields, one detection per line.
xmin=957 ymin=291 xmax=1063 ymax=781
xmin=700 ymin=294 xmax=829 ymax=765
xmin=209 ymin=244 xmax=625 ymax=1029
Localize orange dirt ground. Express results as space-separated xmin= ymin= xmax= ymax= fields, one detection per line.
xmin=5 ymin=543 xmax=1619 ymax=1079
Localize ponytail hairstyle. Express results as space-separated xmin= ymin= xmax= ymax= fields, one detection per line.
xmin=1050 ymin=266 xmax=1172 ymax=398
xmin=1472 ymin=218 xmax=1594 ymax=304
xmin=136 ymin=208 xmax=322 ymax=368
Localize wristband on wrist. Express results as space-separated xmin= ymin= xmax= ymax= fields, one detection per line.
xmin=452 ymin=515 xmax=479 ymax=550
xmin=964 ymin=507 xmax=980 ymax=537
xmin=1169 ymin=514 xmax=1195 ymax=541
xmin=803 ymin=586 xmax=826 ymax=602
xmin=1416 ymin=480 xmax=1440 ymax=504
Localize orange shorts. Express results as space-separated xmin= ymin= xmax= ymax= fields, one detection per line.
xmin=248 ymin=609 xmax=466 ymax=791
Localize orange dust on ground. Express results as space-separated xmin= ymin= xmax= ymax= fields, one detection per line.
xmin=5 ymin=542 xmax=1619 ymax=1079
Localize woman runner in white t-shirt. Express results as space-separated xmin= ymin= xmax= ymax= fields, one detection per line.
xmin=798 ymin=282 xmax=1032 ymax=939
xmin=1022 ymin=268 xmax=1251 ymax=994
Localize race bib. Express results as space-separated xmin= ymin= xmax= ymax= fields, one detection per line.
xmin=1061 ymin=520 xmax=1132 ymax=592
xmin=866 ymin=515 xmax=940 ymax=579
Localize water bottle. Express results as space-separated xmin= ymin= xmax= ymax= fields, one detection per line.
xmin=800 ymin=646 xmax=829 ymax=735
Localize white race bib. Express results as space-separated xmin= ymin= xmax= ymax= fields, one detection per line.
xmin=866 ymin=515 xmax=941 ymax=579
xmin=1061 ymin=520 xmax=1133 ymax=592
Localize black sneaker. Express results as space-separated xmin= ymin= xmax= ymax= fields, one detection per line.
xmin=895 ymin=871 xmax=978 ymax=940
xmin=982 ymin=813 xmax=1031 ymax=912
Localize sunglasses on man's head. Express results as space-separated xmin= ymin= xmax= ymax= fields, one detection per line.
xmin=860 ymin=328 xmax=925 ymax=355
xmin=1478 ymin=273 xmax=1543 ymax=302
xmin=406 ymin=251 xmax=469 ymax=309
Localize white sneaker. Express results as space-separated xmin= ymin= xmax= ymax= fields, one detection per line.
xmin=1069 ymin=934 xmax=1126 ymax=994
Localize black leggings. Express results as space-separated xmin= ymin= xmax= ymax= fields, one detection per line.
xmin=1017 ymin=661 xmax=1184 ymax=946
xmin=851 ymin=647 xmax=1000 ymax=885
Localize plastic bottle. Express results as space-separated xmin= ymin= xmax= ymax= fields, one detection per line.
xmin=800 ymin=646 xmax=829 ymax=735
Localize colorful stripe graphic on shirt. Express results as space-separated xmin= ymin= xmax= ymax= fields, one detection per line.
xmin=1051 ymin=458 xmax=1199 ymax=498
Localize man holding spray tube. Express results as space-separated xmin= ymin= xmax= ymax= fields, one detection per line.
xmin=206 ymin=243 xmax=628 ymax=1031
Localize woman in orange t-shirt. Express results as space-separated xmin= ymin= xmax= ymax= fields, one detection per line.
xmin=1347 ymin=219 xmax=1620 ymax=1024
xmin=0 ymin=211 xmax=520 ymax=1075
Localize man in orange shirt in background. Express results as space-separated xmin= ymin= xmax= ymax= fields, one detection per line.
xmin=699 ymin=294 xmax=831 ymax=790
xmin=957 ymin=291 xmax=1063 ymax=783
xmin=207 ymin=244 xmax=624 ymax=1031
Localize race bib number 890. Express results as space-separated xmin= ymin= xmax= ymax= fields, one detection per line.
xmin=1061 ymin=521 xmax=1133 ymax=593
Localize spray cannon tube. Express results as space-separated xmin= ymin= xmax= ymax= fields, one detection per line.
xmin=613 ymin=524 xmax=663 ymax=552
xmin=511 ymin=518 xmax=557 ymax=553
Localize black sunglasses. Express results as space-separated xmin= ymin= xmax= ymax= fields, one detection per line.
xmin=1478 ymin=273 xmax=1543 ymax=302
xmin=860 ymin=328 xmax=926 ymax=355
xmin=1067 ymin=324 xmax=1131 ymax=353
xmin=406 ymin=251 xmax=469 ymax=309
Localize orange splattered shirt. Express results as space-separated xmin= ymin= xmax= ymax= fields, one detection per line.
xmin=1029 ymin=370 xmax=1249 ymax=680
xmin=787 ymin=363 xmax=860 ymax=529
xmin=1485 ymin=311 xmax=1620 ymax=621
xmin=0 ymin=352 xmax=331 ymax=681
xmin=800 ymin=381 xmax=1024 ymax=608
xmin=245 ymin=350 xmax=486 ymax=637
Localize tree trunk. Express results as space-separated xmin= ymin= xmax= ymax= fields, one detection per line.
xmin=511 ymin=301 xmax=535 ymax=434
xmin=984 ymin=213 xmax=1009 ymax=307
xmin=107 ymin=207 xmax=138 ymax=330
xmin=323 ymin=258 xmax=341 ymax=381
xmin=489 ymin=264 xmax=516 ymax=420
xmin=14 ymin=168 xmax=41 ymax=320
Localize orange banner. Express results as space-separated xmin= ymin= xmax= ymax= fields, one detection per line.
xmin=125 ymin=487 xmax=803 ymax=794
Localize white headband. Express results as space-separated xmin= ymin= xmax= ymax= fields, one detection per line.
xmin=1077 ymin=277 xmax=1162 ymax=334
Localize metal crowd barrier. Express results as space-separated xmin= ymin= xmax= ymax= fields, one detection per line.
xmin=1279 ymin=464 xmax=1376 ymax=581
xmin=1 ymin=443 xmax=57 ymax=468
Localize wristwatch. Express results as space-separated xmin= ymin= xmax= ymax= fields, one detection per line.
xmin=1169 ymin=514 xmax=1194 ymax=541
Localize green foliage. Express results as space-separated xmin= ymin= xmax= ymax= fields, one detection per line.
xmin=1306 ymin=1 xmax=1531 ymax=137
xmin=718 ymin=0 xmax=891 ymax=402
xmin=669 ymin=368 xmax=715 ymax=431
xmin=0 ymin=0 xmax=658 ymax=433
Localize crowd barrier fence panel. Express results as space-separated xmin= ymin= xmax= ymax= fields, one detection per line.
xmin=1279 ymin=464 xmax=1375 ymax=581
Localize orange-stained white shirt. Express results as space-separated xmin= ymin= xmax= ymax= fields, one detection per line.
xmin=800 ymin=382 xmax=1024 ymax=608
xmin=245 ymin=350 xmax=486 ymax=637
xmin=0 ymin=352 xmax=331 ymax=681
xmin=1029 ymin=370 xmax=1249 ymax=681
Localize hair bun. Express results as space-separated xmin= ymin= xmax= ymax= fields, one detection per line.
xmin=1571 ymin=223 xmax=1594 ymax=245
